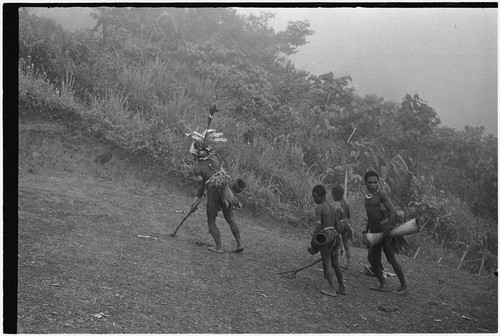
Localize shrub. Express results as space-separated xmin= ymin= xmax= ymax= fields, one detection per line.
xmin=19 ymin=57 xmax=79 ymax=116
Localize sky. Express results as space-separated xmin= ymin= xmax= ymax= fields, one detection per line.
xmin=236 ymin=7 xmax=498 ymax=136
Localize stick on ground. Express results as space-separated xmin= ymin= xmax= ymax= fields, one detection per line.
xmin=169 ymin=196 xmax=205 ymax=237
xmin=278 ymin=258 xmax=322 ymax=279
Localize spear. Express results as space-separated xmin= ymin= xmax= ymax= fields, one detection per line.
xmin=203 ymin=104 xmax=218 ymax=143
xmin=344 ymin=169 xmax=348 ymax=201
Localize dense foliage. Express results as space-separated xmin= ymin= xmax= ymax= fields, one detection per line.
xmin=18 ymin=7 xmax=497 ymax=273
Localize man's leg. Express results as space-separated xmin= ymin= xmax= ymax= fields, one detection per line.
xmin=222 ymin=207 xmax=243 ymax=252
xmin=369 ymin=244 xmax=388 ymax=291
xmin=383 ymin=240 xmax=408 ymax=294
xmin=320 ymin=249 xmax=337 ymax=297
xmin=331 ymin=250 xmax=346 ymax=295
xmin=206 ymin=199 xmax=224 ymax=253
xmin=367 ymin=246 xmax=375 ymax=270
xmin=366 ymin=246 xmax=377 ymax=275
xmin=343 ymin=234 xmax=351 ymax=269
xmin=368 ymin=244 xmax=386 ymax=275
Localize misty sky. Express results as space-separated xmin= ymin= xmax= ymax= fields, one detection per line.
xmin=30 ymin=6 xmax=498 ymax=135
xmin=236 ymin=7 xmax=498 ymax=135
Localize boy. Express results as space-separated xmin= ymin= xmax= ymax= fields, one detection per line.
xmin=190 ymin=141 xmax=243 ymax=254
xmin=331 ymin=185 xmax=353 ymax=269
xmin=308 ymin=184 xmax=346 ymax=297
xmin=363 ymin=170 xmax=408 ymax=295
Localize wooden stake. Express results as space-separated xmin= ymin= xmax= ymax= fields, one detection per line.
xmin=478 ymin=253 xmax=486 ymax=275
xmin=413 ymin=246 xmax=421 ymax=259
xmin=347 ymin=128 xmax=357 ymax=143
xmin=344 ymin=170 xmax=348 ymax=200
xmin=457 ymin=245 xmax=469 ymax=270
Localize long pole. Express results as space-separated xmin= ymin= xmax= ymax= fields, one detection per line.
xmin=203 ymin=104 xmax=218 ymax=143
xmin=344 ymin=170 xmax=348 ymax=201
xmin=278 ymin=258 xmax=323 ymax=278
xmin=169 ymin=196 xmax=205 ymax=237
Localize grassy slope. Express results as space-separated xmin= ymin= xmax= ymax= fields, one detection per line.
xmin=17 ymin=110 xmax=498 ymax=333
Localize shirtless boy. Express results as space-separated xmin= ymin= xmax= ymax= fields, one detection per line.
xmin=308 ymin=184 xmax=346 ymax=297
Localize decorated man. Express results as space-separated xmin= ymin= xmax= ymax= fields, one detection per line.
xmin=187 ymin=106 xmax=243 ymax=254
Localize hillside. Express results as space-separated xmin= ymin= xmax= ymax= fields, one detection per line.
xmin=17 ymin=110 xmax=498 ymax=333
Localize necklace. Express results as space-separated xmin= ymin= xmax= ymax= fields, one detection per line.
xmin=365 ymin=189 xmax=379 ymax=199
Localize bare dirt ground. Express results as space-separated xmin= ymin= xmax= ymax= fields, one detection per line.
xmin=17 ymin=111 xmax=498 ymax=333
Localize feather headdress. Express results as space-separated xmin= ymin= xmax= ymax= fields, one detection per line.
xmin=185 ymin=128 xmax=227 ymax=143
xmin=186 ymin=104 xmax=227 ymax=159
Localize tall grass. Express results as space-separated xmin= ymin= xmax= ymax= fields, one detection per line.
xmin=89 ymin=89 xmax=130 ymax=121
xmin=19 ymin=57 xmax=79 ymax=114
xmin=59 ymin=71 xmax=75 ymax=104
xmin=118 ymin=61 xmax=157 ymax=115
xmin=219 ymin=135 xmax=325 ymax=219
xmin=85 ymin=88 xmax=182 ymax=162
xmin=159 ymin=91 xmax=203 ymax=129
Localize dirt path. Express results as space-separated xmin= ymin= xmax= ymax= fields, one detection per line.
xmin=17 ymin=115 xmax=497 ymax=333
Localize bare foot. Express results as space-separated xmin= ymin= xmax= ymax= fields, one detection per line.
xmin=233 ymin=247 xmax=244 ymax=253
xmin=369 ymin=284 xmax=389 ymax=292
xmin=336 ymin=288 xmax=347 ymax=295
xmin=392 ymin=286 xmax=409 ymax=295
xmin=320 ymin=289 xmax=337 ymax=297
xmin=208 ymin=246 xmax=224 ymax=254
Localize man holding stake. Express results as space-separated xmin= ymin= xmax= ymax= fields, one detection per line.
xmin=363 ymin=170 xmax=409 ymax=295
xmin=188 ymin=105 xmax=243 ymax=254
xmin=190 ymin=141 xmax=243 ymax=254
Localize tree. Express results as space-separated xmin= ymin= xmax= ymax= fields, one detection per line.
xmin=275 ymin=20 xmax=314 ymax=56
xmin=398 ymin=93 xmax=441 ymax=137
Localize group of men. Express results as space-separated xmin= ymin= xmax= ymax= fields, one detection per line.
xmin=310 ymin=170 xmax=409 ymax=297
xmin=187 ymin=139 xmax=409 ymax=297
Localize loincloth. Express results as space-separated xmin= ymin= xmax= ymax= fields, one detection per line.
xmin=338 ymin=220 xmax=353 ymax=241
